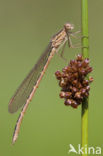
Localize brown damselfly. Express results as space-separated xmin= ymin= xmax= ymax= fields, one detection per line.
xmin=8 ymin=23 xmax=80 ymax=144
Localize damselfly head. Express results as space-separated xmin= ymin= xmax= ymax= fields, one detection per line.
xmin=64 ymin=23 xmax=74 ymax=30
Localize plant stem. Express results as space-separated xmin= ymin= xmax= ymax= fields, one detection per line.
xmin=81 ymin=0 xmax=89 ymax=155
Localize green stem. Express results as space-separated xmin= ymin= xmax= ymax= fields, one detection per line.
xmin=81 ymin=0 xmax=89 ymax=156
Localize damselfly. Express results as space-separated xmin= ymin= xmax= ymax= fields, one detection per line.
xmin=8 ymin=23 xmax=79 ymax=144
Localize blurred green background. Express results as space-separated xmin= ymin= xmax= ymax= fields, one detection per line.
xmin=0 ymin=0 xmax=103 ymax=155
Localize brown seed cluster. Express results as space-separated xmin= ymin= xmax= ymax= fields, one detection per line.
xmin=55 ymin=54 xmax=93 ymax=108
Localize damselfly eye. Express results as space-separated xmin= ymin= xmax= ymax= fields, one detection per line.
xmin=64 ymin=23 xmax=74 ymax=30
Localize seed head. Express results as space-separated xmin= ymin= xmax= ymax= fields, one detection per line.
xmin=55 ymin=54 xmax=93 ymax=108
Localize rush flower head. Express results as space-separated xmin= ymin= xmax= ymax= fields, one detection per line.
xmin=55 ymin=54 xmax=93 ymax=108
